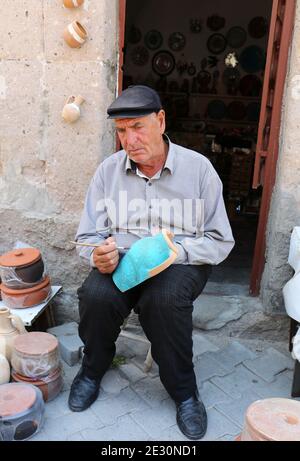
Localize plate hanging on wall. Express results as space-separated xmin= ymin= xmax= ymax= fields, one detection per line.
xmin=239 ymin=46 xmax=266 ymax=73
xmin=144 ymin=30 xmax=163 ymax=50
xmin=248 ymin=16 xmax=268 ymax=39
xmin=226 ymin=26 xmax=247 ymax=48
xmin=168 ymin=32 xmax=186 ymax=52
xmin=207 ymin=33 xmax=227 ymax=55
xmin=227 ymin=101 xmax=246 ymax=120
xmin=152 ymin=50 xmax=175 ymax=76
xmin=130 ymin=46 xmax=149 ymax=66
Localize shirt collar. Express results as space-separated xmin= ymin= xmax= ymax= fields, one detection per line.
xmin=125 ymin=133 xmax=175 ymax=174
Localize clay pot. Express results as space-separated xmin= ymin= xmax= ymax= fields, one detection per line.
xmin=0 ymin=307 xmax=26 ymax=361
xmin=0 ymin=276 xmax=51 ymax=309
xmin=63 ymin=20 xmax=87 ymax=48
xmin=0 ymin=248 xmax=44 ymax=289
xmin=62 ymin=95 xmax=85 ymax=123
xmin=0 ymin=383 xmax=44 ymax=441
xmin=12 ymin=367 xmax=63 ymax=402
xmin=0 ymin=353 xmax=10 ymax=384
xmin=241 ymin=398 xmax=300 ymax=441
xmin=63 ymin=0 xmax=84 ymax=8
xmin=11 ymin=332 xmax=60 ymax=378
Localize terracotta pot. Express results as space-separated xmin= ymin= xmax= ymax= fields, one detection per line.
xmin=0 ymin=307 xmax=26 ymax=361
xmin=63 ymin=0 xmax=84 ymax=8
xmin=0 ymin=248 xmax=45 ymax=288
xmin=0 ymin=276 xmax=51 ymax=309
xmin=63 ymin=20 xmax=87 ymax=48
xmin=62 ymin=95 xmax=85 ymax=123
xmin=12 ymin=367 xmax=63 ymax=402
xmin=11 ymin=331 xmax=59 ymax=378
xmin=241 ymin=398 xmax=300 ymax=441
xmin=0 ymin=383 xmax=44 ymax=441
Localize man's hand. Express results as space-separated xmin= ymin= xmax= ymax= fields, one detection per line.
xmin=93 ymin=237 xmax=119 ymax=274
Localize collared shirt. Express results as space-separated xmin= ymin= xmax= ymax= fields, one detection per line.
xmin=76 ymin=136 xmax=235 ymax=266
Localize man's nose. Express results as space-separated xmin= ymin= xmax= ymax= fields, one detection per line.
xmin=126 ymin=129 xmax=138 ymax=146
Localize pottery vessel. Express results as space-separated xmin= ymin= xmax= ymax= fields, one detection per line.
xmin=63 ymin=0 xmax=84 ymax=8
xmin=241 ymin=398 xmax=300 ymax=441
xmin=0 ymin=307 xmax=26 ymax=361
xmin=0 ymin=353 xmax=10 ymax=384
xmin=63 ymin=20 xmax=87 ymax=48
xmin=62 ymin=95 xmax=85 ymax=123
xmin=0 ymin=276 xmax=51 ymax=309
xmin=11 ymin=332 xmax=60 ymax=378
xmin=12 ymin=367 xmax=63 ymax=402
xmin=0 ymin=247 xmax=45 ymax=289
xmin=0 ymin=383 xmax=44 ymax=441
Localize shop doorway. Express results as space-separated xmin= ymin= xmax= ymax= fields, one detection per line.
xmin=118 ymin=0 xmax=295 ymax=295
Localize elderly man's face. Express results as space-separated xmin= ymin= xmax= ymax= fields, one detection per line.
xmin=115 ymin=110 xmax=166 ymax=165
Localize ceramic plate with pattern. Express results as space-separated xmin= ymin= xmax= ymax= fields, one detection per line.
xmin=168 ymin=32 xmax=186 ymax=52
xmin=207 ymin=33 xmax=227 ymax=55
xmin=144 ymin=30 xmax=163 ymax=50
xmin=226 ymin=26 xmax=247 ymax=48
xmin=152 ymin=50 xmax=175 ymax=76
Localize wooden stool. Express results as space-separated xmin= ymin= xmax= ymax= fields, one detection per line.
xmin=240 ymin=398 xmax=300 ymax=441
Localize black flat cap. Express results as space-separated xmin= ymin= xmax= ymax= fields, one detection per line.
xmin=107 ymin=85 xmax=162 ymax=119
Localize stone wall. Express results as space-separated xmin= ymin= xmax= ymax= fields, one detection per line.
xmin=0 ymin=0 xmax=119 ymax=322
xmin=260 ymin=0 xmax=300 ymax=313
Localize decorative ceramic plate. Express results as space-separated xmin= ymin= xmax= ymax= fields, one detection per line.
xmin=131 ymin=46 xmax=149 ymax=66
xmin=168 ymin=32 xmax=186 ymax=52
xmin=239 ymin=74 xmax=262 ymax=97
xmin=226 ymin=26 xmax=247 ymax=48
xmin=239 ymin=46 xmax=266 ymax=73
xmin=248 ymin=16 xmax=268 ymax=39
xmin=152 ymin=50 xmax=175 ymax=76
xmin=207 ymin=33 xmax=227 ymax=55
xmin=144 ymin=30 xmax=163 ymax=50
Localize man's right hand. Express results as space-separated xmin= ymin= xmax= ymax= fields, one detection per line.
xmin=92 ymin=237 xmax=119 ymax=274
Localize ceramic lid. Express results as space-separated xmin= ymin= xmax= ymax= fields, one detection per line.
xmin=0 ymin=275 xmax=50 ymax=295
xmin=0 ymin=383 xmax=37 ymax=417
xmin=13 ymin=331 xmax=58 ymax=356
xmin=245 ymin=398 xmax=300 ymax=441
xmin=0 ymin=248 xmax=41 ymax=268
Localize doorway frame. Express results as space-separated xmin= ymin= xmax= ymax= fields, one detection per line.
xmin=117 ymin=0 xmax=296 ymax=296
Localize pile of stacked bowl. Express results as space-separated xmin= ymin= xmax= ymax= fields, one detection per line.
xmin=11 ymin=332 xmax=63 ymax=402
xmin=0 ymin=248 xmax=51 ymax=308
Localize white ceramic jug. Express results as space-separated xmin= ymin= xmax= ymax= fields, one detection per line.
xmin=62 ymin=95 xmax=85 ymax=123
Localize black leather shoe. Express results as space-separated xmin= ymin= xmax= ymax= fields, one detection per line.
xmin=176 ymin=394 xmax=207 ymax=440
xmin=68 ymin=367 xmax=101 ymax=412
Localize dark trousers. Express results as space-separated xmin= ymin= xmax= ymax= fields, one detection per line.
xmin=77 ymin=264 xmax=211 ymax=402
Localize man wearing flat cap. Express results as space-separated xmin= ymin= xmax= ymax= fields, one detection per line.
xmin=69 ymin=85 xmax=234 ymax=440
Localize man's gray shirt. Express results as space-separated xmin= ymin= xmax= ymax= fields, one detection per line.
xmin=76 ymin=137 xmax=235 ymax=266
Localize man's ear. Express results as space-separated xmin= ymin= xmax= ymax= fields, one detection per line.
xmin=157 ymin=110 xmax=166 ymax=135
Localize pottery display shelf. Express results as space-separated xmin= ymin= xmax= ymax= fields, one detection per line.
xmin=0 ymin=286 xmax=62 ymax=327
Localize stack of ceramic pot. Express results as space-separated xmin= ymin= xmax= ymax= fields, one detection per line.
xmin=0 ymin=383 xmax=45 ymax=441
xmin=11 ymin=332 xmax=63 ymax=402
xmin=0 ymin=247 xmax=51 ymax=308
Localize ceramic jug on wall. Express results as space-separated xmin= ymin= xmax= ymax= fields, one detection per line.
xmin=63 ymin=21 xmax=88 ymax=48
xmin=62 ymin=95 xmax=85 ymax=123
xmin=0 ymin=307 xmax=26 ymax=361
xmin=63 ymin=0 xmax=84 ymax=8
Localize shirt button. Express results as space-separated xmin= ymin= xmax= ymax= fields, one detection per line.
xmin=148 ymin=182 xmax=152 ymax=186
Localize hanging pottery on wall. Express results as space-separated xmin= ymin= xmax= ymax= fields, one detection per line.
xmin=62 ymin=95 xmax=85 ymax=123
xmin=63 ymin=0 xmax=84 ymax=8
xmin=63 ymin=21 xmax=88 ymax=48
